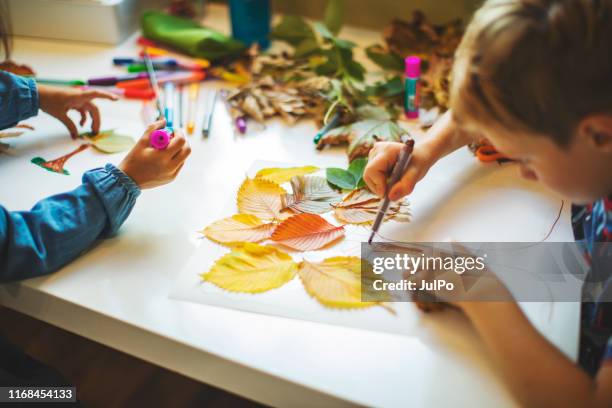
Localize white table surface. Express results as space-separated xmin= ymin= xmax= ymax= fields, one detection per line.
xmin=0 ymin=5 xmax=580 ymax=407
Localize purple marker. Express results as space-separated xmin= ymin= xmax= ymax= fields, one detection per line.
xmin=236 ymin=117 xmax=247 ymax=134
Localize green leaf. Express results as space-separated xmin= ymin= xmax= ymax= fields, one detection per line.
xmin=334 ymin=38 xmax=356 ymax=50
xmin=314 ymin=22 xmax=334 ymax=41
xmin=365 ymin=45 xmax=404 ymax=71
xmin=314 ymin=49 xmax=339 ymax=76
xmin=344 ymin=59 xmax=365 ymax=81
xmin=272 ymin=16 xmax=315 ymax=46
xmin=355 ymin=105 xmax=392 ymax=121
xmin=326 ymin=168 xmax=356 ymax=190
xmin=347 ymin=157 xmax=367 ymax=181
xmin=324 ymin=0 xmax=344 ymax=35
xmin=326 ymin=157 xmax=368 ymax=190
xmin=366 ymin=76 xmax=404 ymax=98
xmin=347 ymin=120 xmax=407 ymax=159
xmin=294 ymin=38 xmax=321 ymax=58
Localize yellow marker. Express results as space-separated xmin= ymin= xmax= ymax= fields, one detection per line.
xmin=144 ymin=46 xmax=210 ymax=69
xmin=186 ymin=82 xmax=199 ymax=135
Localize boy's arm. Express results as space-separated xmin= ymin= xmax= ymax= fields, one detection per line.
xmin=465 ymin=302 xmax=612 ymax=407
xmin=0 ymin=164 xmax=140 ymax=282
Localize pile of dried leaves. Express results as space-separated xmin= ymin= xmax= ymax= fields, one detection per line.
xmin=367 ymin=11 xmax=464 ymax=111
xmin=222 ymin=3 xmax=464 ymax=162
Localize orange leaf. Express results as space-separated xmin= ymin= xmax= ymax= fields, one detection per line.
xmin=271 ymin=213 xmax=345 ymax=251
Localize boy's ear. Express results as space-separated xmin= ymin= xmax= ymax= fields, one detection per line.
xmin=577 ymin=114 xmax=612 ymax=153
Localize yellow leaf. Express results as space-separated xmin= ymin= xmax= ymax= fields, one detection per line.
xmin=255 ymin=166 xmax=319 ymax=184
xmin=201 ymin=214 xmax=276 ymax=245
xmin=298 ymin=256 xmax=390 ymax=310
xmin=202 ymin=243 xmax=297 ymax=293
xmin=237 ymin=177 xmax=287 ymax=220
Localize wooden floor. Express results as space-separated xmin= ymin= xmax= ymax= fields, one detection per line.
xmin=0 ymin=307 xmax=265 ymax=408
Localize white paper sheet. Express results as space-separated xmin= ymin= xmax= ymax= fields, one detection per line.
xmin=170 ymin=160 xmax=573 ymax=336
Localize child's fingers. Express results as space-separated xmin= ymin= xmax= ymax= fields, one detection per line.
xmin=83 ymin=89 xmax=119 ymax=101
xmin=56 ymin=113 xmax=79 ymax=139
xmin=364 ymin=155 xmax=394 ymax=197
xmin=165 ymin=132 xmax=186 ymax=155
xmin=137 ymin=119 xmax=166 ymax=145
xmin=78 ymin=108 xmax=87 ymax=127
xmin=389 ymin=165 xmax=419 ymax=201
xmin=85 ymin=102 xmax=101 ymax=134
xmin=172 ymin=143 xmax=192 ymax=163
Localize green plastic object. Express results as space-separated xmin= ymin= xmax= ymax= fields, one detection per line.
xmin=141 ymin=11 xmax=246 ymax=62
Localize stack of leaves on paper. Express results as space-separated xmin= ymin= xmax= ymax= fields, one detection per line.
xmin=199 ymin=165 xmax=411 ymax=313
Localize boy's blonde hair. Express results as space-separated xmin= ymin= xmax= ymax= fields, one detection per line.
xmin=451 ymin=0 xmax=612 ymax=146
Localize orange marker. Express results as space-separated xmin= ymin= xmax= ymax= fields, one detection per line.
xmin=117 ymin=71 xmax=206 ymax=90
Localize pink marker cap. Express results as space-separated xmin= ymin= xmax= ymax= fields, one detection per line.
xmin=405 ymin=56 xmax=421 ymax=78
xmin=150 ymin=129 xmax=172 ymax=150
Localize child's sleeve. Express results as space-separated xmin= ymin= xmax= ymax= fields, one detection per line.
xmin=0 ymin=71 xmax=39 ymax=129
xmin=0 ymin=164 xmax=141 ymax=282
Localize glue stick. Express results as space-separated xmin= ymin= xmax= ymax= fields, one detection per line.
xmin=404 ymin=56 xmax=421 ymax=119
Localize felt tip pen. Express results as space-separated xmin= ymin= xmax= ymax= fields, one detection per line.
xmin=313 ymin=111 xmax=341 ymax=144
xmin=36 ymin=78 xmax=86 ymax=86
xmin=186 ymin=83 xmax=199 ymax=135
xmin=368 ymin=139 xmax=415 ymax=244
xmin=87 ymin=72 xmax=150 ymax=86
xmin=404 ymin=56 xmax=421 ymax=119
xmin=126 ymin=63 xmax=180 ymax=73
xmin=202 ymin=89 xmax=218 ymax=138
xmin=164 ymin=82 xmax=175 ymax=130
xmin=81 ymin=86 xmax=155 ymax=100
xmin=143 ymin=50 xmax=174 ymax=150
xmin=117 ymin=71 xmax=206 ymax=90
xmin=113 ymin=57 xmax=178 ymax=66
xmin=136 ymin=39 xmax=210 ymax=68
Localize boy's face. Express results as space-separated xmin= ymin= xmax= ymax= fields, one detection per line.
xmin=479 ymin=126 xmax=611 ymax=205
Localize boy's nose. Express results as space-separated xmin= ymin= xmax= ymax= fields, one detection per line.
xmin=519 ymin=165 xmax=538 ymax=181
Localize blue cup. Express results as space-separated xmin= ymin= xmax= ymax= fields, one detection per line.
xmin=228 ymin=0 xmax=271 ymax=49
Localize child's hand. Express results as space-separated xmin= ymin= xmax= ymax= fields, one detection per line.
xmin=364 ymin=141 xmax=437 ymax=201
xmin=38 ymin=85 xmax=118 ymax=139
xmin=405 ymin=242 xmax=514 ymax=312
xmin=118 ymin=120 xmax=191 ymax=190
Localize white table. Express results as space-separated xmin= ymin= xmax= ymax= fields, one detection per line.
xmin=0 ymin=6 xmax=580 ymax=407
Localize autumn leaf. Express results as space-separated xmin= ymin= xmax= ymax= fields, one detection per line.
xmin=201 ymin=214 xmax=276 ymax=245
xmin=284 ymin=175 xmax=342 ymax=214
xmin=82 ymin=130 xmax=134 ymax=154
xmin=317 ymin=119 xmax=408 ymax=161
xmin=237 ymin=177 xmax=287 ymax=221
xmin=333 ymin=188 xmax=411 ymax=224
xmin=298 ymin=256 xmax=390 ymax=310
xmin=325 ymin=158 xmax=367 ymax=190
xmin=271 ymin=213 xmax=345 ymax=251
xmin=255 ymin=165 xmax=319 ymax=184
xmin=201 ymin=243 xmax=297 ymax=293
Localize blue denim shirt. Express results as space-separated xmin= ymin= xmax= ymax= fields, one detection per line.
xmin=0 ymin=71 xmax=140 ymax=282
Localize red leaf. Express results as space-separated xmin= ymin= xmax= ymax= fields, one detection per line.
xmin=271 ymin=213 xmax=345 ymax=251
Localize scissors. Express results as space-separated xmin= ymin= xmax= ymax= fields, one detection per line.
xmin=475 ymin=144 xmax=513 ymax=163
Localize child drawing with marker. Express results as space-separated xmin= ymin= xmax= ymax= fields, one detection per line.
xmin=365 ymin=0 xmax=611 ymax=406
